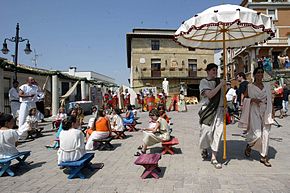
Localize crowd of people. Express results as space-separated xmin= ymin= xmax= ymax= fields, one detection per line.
xmin=1 ymin=64 xmax=290 ymax=177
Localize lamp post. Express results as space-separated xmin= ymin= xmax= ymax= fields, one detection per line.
xmin=1 ymin=23 xmax=32 ymax=80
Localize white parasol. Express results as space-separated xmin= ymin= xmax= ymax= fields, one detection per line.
xmin=175 ymin=4 xmax=275 ymax=159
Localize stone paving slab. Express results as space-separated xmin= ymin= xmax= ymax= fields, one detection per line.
xmin=1 ymin=105 xmax=290 ymax=193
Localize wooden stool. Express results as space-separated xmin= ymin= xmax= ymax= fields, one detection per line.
xmin=58 ymin=153 xmax=95 ymax=179
xmin=0 ymin=151 xmax=31 ymax=177
xmin=93 ymin=137 xmax=113 ymax=150
xmin=162 ymin=137 xmax=179 ymax=155
xmin=112 ymin=130 xmax=126 ymax=139
xmin=124 ymin=123 xmax=137 ymax=132
xmin=134 ymin=154 xmax=161 ymax=179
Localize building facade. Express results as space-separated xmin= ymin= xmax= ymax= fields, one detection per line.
xmin=231 ymin=0 xmax=290 ymax=81
xmin=126 ymin=29 xmax=215 ymax=98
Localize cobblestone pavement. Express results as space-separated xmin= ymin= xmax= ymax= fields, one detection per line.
xmin=1 ymin=105 xmax=290 ymax=193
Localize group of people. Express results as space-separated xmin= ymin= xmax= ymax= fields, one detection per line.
xmin=8 ymin=77 xmax=45 ymax=139
xmin=199 ymin=63 xmax=276 ymax=169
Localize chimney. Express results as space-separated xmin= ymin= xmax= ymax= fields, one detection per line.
xmin=69 ymin=66 xmax=77 ymax=76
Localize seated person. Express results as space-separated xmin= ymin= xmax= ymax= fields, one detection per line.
xmin=57 ymin=116 xmax=86 ymax=164
xmin=91 ymin=106 xmax=98 ymax=117
xmin=85 ymin=109 xmax=112 ymax=150
xmin=46 ymin=108 xmax=77 ymax=148
xmin=19 ymin=107 xmax=43 ymax=139
xmin=52 ymin=107 xmax=67 ymax=130
xmin=0 ymin=114 xmax=20 ymax=159
xmin=77 ymin=107 xmax=85 ymax=125
xmin=110 ymin=108 xmax=125 ymax=132
xmin=123 ymin=105 xmax=135 ymax=125
xmin=134 ymin=109 xmax=170 ymax=156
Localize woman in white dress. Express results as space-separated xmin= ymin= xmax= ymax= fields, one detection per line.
xmin=243 ymin=67 xmax=274 ymax=167
xmin=57 ymin=116 xmax=86 ymax=164
xmin=134 ymin=109 xmax=170 ymax=156
xmin=0 ymin=114 xmax=19 ymax=159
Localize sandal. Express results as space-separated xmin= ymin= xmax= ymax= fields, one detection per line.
xmin=201 ymin=149 xmax=208 ymax=159
xmin=211 ymin=159 xmax=222 ymax=169
xmin=134 ymin=150 xmax=145 ymax=156
xmin=260 ymin=156 xmax=271 ymax=167
xmin=137 ymin=145 xmax=143 ymax=150
xmin=244 ymin=144 xmax=251 ymax=157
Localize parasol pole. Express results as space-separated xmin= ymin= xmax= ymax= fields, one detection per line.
xmin=222 ymin=24 xmax=227 ymax=160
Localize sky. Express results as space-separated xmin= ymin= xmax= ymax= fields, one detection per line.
xmin=0 ymin=0 xmax=241 ymax=85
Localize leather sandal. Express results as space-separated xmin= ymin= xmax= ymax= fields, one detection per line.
xmin=201 ymin=149 xmax=208 ymax=159
xmin=245 ymin=144 xmax=251 ymax=157
xmin=260 ymin=156 xmax=271 ymax=167
xmin=134 ymin=150 xmax=145 ymax=156
xmin=211 ymin=159 xmax=222 ymax=169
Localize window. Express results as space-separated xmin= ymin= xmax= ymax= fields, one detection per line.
xmin=151 ymin=40 xmax=160 ymax=50
xmin=188 ymin=59 xmax=197 ymax=77
xmin=151 ymin=59 xmax=161 ymax=77
xmin=267 ymin=9 xmax=277 ymax=20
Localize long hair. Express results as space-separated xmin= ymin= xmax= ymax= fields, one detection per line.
xmin=62 ymin=115 xmax=78 ymax=130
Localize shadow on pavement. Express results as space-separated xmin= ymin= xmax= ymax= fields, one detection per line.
xmin=220 ymin=140 xmax=277 ymax=165
xmin=149 ymin=147 xmax=183 ymax=155
xmin=10 ymin=161 xmax=47 ymax=176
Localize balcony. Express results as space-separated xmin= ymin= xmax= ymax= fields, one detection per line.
xmin=263 ymin=37 xmax=288 ymax=46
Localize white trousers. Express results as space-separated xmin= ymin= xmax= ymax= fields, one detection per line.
xmin=10 ymin=101 xmax=20 ymax=118
xmin=199 ymin=107 xmax=223 ymax=152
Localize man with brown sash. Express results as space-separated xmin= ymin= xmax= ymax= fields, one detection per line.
xmin=198 ymin=63 xmax=225 ymax=169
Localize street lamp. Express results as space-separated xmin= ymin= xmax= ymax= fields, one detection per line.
xmin=1 ymin=23 xmax=32 ymax=80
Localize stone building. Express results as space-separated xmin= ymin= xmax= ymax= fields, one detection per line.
xmin=231 ymin=0 xmax=290 ymax=81
xmin=126 ymin=29 xmax=215 ymax=98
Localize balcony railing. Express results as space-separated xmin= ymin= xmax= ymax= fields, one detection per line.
xmin=265 ymin=37 xmax=288 ymax=46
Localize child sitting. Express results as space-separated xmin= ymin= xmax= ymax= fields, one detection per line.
xmin=52 ymin=107 xmax=67 ymax=130
xmin=25 ymin=108 xmax=43 ymax=138
xmin=134 ymin=109 xmax=170 ymax=156
xmin=0 ymin=114 xmax=20 ymax=159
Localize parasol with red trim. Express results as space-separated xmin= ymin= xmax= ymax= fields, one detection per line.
xmin=174 ymin=4 xmax=275 ymax=159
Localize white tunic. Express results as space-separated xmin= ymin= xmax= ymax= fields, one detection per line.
xmin=18 ymin=84 xmax=39 ymax=127
xmin=57 ymin=128 xmax=86 ymax=164
xmin=0 ymin=129 xmax=19 ymax=159
xmin=111 ymin=115 xmax=125 ymax=131
xmin=9 ymin=87 xmax=20 ymax=118
xmin=199 ymin=78 xmax=224 ymax=152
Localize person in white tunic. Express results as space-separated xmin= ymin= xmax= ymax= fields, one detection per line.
xmin=0 ymin=114 xmax=20 ymax=159
xmin=18 ymin=77 xmax=39 ymax=128
xmin=57 ymin=116 xmax=86 ymax=164
xmin=242 ymin=67 xmax=274 ymax=167
xmin=199 ymin=63 xmax=225 ymax=169
xmin=134 ymin=109 xmax=170 ymax=156
xmin=8 ymin=80 xmax=20 ymax=119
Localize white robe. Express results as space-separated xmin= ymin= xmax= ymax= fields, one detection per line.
xmin=199 ymin=78 xmax=224 ymax=152
xmin=9 ymin=87 xmax=20 ymax=118
xmin=57 ymin=128 xmax=86 ymax=164
xmin=244 ymin=83 xmax=274 ymax=157
xmin=0 ymin=129 xmax=19 ymax=159
xmin=18 ymin=84 xmax=39 ymax=127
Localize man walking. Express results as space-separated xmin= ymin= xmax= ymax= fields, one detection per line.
xmin=236 ymin=72 xmax=249 ymax=109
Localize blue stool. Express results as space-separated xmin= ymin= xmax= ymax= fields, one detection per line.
xmin=0 ymin=151 xmax=31 ymax=177
xmin=58 ymin=153 xmax=95 ymax=179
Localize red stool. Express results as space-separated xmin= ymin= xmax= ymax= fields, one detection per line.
xmin=162 ymin=137 xmax=179 ymax=155
xmin=134 ymin=154 xmax=161 ymax=179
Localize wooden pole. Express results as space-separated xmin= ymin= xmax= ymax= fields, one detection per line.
xmin=222 ymin=25 xmax=227 ymax=160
